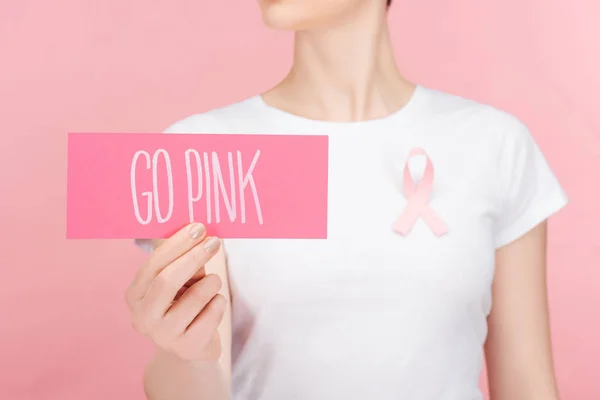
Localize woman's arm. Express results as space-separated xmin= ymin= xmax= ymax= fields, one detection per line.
xmin=142 ymin=240 xmax=232 ymax=400
xmin=485 ymin=221 xmax=561 ymax=400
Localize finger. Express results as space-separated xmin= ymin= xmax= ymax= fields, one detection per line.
xmin=128 ymin=223 xmax=207 ymax=301
xmin=141 ymin=237 xmax=222 ymax=318
xmin=174 ymin=267 xmax=208 ymax=300
xmin=184 ymin=294 xmax=227 ymax=341
xmin=183 ymin=267 xmax=208 ymax=287
xmin=173 ymin=283 xmax=191 ymax=302
xmin=162 ymin=274 xmax=223 ymax=334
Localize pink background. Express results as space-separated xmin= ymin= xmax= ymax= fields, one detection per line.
xmin=1 ymin=1 xmax=598 ymax=399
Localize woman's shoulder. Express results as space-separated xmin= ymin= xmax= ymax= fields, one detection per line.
xmin=421 ymin=86 xmax=529 ymax=137
xmin=162 ymin=95 xmax=263 ymax=134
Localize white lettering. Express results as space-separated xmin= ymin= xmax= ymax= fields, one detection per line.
xmin=152 ymin=149 xmax=174 ymax=223
xmin=130 ymin=150 xmax=153 ymax=225
xmin=212 ymin=151 xmax=236 ymax=223
xmin=182 ymin=148 xmax=263 ymax=226
xmin=237 ymin=150 xmax=263 ymax=224
xmin=203 ymin=152 xmax=212 ymax=224
xmin=185 ymin=149 xmax=203 ymax=223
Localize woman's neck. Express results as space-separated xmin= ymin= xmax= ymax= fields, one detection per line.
xmin=263 ymin=4 xmax=415 ymax=122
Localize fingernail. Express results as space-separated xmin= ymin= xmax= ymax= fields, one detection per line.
xmin=203 ymin=237 xmax=221 ymax=253
xmin=188 ymin=223 xmax=206 ymax=240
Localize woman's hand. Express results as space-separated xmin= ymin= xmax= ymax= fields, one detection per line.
xmin=126 ymin=223 xmax=226 ymax=363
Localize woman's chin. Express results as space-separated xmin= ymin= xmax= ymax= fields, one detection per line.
xmin=261 ymin=11 xmax=308 ymax=31
xmin=260 ymin=6 xmax=335 ymax=31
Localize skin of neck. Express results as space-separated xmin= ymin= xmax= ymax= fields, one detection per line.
xmin=263 ymin=2 xmax=415 ymax=122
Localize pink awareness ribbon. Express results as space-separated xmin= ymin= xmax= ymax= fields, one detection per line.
xmin=393 ymin=147 xmax=448 ymax=236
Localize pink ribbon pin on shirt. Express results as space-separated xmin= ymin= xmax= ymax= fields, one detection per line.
xmin=393 ymin=147 xmax=448 ymax=236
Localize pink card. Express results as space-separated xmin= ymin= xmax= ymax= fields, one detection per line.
xmin=67 ymin=133 xmax=329 ymax=239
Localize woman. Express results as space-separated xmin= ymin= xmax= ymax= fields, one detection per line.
xmin=127 ymin=0 xmax=568 ymax=399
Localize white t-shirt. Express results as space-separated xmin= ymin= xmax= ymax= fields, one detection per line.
xmin=137 ymin=85 xmax=568 ymax=399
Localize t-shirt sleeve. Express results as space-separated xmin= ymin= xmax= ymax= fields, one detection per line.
xmin=493 ymin=118 xmax=568 ymax=248
xmin=134 ymin=238 xmax=155 ymax=253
